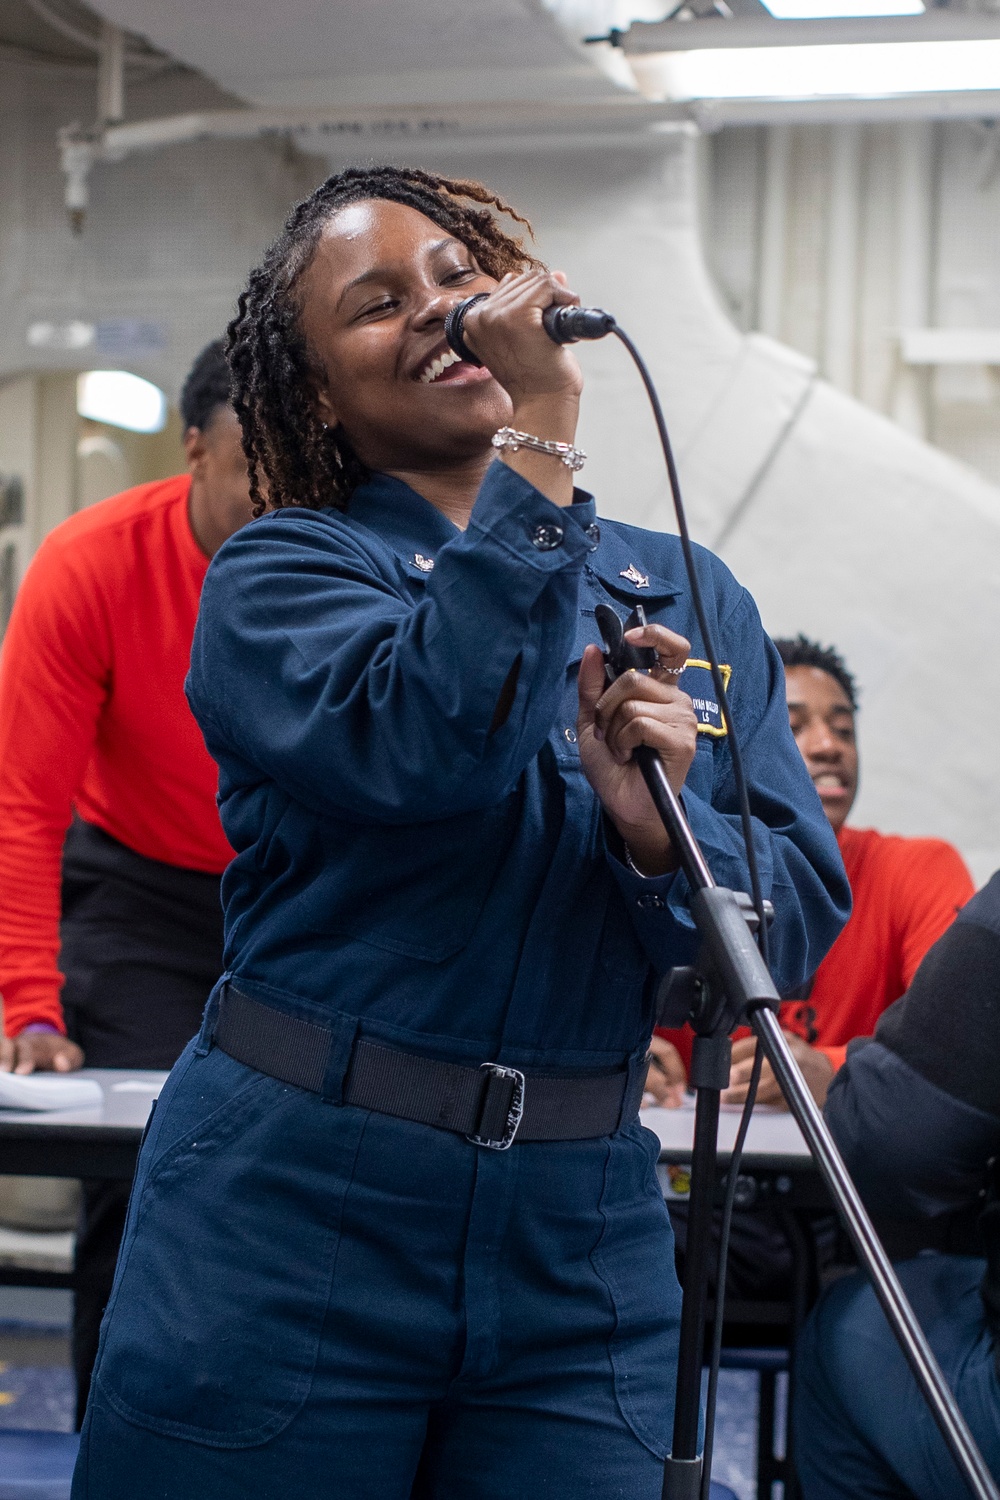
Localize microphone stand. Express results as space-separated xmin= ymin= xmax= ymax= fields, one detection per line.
xmin=595 ymin=608 xmax=1000 ymax=1500
xmin=442 ymin=289 xmax=997 ymax=1500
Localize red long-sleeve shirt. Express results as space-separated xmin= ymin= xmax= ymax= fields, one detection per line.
xmin=0 ymin=474 xmax=232 ymax=1037
xmin=661 ymin=824 xmax=974 ymax=1073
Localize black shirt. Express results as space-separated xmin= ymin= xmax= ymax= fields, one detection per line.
xmin=826 ymin=872 xmax=1000 ymax=1330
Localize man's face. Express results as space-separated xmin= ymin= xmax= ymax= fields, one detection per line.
xmin=784 ymin=665 xmax=859 ymax=834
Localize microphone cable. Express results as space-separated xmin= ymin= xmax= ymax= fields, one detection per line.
xmin=607 ymin=323 xmax=767 ymax=1500
xmin=609 ymin=323 xmax=769 ymax=968
xmin=699 ymin=1044 xmax=764 ymax=1500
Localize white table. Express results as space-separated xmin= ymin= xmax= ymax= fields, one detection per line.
xmin=0 ymin=1070 xmax=166 ymax=1180
xmin=642 ymin=1096 xmax=826 ymax=1210
xmin=644 ymin=1096 xmax=810 ymax=1160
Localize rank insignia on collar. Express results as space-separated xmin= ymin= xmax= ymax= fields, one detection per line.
xmin=412 ymin=554 xmax=435 ymax=572
xmin=619 ymin=564 xmax=649 ymax=588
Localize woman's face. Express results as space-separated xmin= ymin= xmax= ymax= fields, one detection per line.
xmin=298 ymin=198 xmax=514 ymax=475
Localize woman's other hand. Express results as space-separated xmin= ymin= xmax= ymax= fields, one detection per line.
xmin=577 ymin=625 xmax=698 ymax=875
xmin=642 ymin=1035 xmax=687 ymax=1109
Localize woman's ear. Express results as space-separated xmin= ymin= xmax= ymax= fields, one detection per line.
xmin=315 ymin=388 xmax=339 ymax=430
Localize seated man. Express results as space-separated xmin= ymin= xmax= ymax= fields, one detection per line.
xmin=795 ymin=869 xmax=1000 ymax=1499
xmin=647 ymin=635 xmax=974 ymax=1108
xmin=0 ymin=340 xmax=253 ymax=1419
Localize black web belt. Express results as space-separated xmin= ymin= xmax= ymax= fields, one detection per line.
xmin=214 ymin=985 xmax=642 ymax=1150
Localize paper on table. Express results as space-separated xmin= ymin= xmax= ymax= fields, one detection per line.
xmin=644 ymin=1091 xmax=787 ymax=1115
xmin=0 ymin=1073 xmax=103 ymax=1112
xmin=0 ymin=991 xmax=103 ymax=1111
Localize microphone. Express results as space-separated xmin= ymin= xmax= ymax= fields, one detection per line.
xmin=444 ymin=294 xmax=616 ymax=368
xmin=542 ymin=305 xmax=616 ymax=344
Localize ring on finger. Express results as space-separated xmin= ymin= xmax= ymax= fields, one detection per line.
xmin=653 ymin=653 xmax=685 ymax=678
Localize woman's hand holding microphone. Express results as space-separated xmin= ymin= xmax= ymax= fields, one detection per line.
xmin=461 ymin=268 xmax=583 ymax=508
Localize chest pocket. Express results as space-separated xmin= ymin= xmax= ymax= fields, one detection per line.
xmin=584 ymin=557 xmax=681 ymax=625
xmin=569 ymin=561 xmax=682 ymax=692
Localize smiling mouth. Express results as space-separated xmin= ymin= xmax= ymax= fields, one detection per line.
xmin=418 ymin=347 xmax=460 ymax=383
xmin=813 ymin=773 xmax=849 ymax=796
xmin=414 ymin=345 xmax=493 ymax=386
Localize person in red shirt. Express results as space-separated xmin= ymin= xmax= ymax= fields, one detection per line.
xmin=728 ymin=635 xmax=973 ymax=1103
xmin=656 ymin=635 xmax=973 ymax=1301
xmin=0 ymin=340 xmax=253 ymax=1419
xmin=647 ymin=636 xmax=974 ymax=1107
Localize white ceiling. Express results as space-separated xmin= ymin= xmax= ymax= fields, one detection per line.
xmin=82 ymin=0 xmax=624 ymax=107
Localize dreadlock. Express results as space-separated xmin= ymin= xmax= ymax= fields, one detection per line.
xmin=227 ymin=165 xmax=543 ymax=517
xmin=773 ymin=634 xmax=859 ymax=711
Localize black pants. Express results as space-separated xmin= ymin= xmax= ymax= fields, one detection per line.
xmin=668 ymin=1196 xmax=842 ymax=1340
xmin=59 ymin=819 xmax=223 ymax=1426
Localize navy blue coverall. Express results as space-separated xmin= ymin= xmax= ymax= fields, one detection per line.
xmin=73 ymin=463 xmax=848 ymax=1499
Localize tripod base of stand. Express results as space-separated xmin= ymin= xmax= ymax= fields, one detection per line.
xmin=663 ymin=1455 xmax=701 ymax=1500
xmin=665 ymin=1457 xmax=743 ymax=1500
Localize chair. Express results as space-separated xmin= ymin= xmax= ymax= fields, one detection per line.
xmin=719 ymin=1345 xmax=791 ymax=1496
xmin=0 ymin=1430 xmax=80 ymax=1500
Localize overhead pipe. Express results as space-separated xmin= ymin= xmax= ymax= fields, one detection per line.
xmin=97 ymin=21 xmax=125 ymax=127
xmin=55 ymin=1 xmax=1000 ymax=233
xmin=56 ymin=95 xmax=691 ymax=230
xmin=624 ymin=8 xmax=1000 ymax=52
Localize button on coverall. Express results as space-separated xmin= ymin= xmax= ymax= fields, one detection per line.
xmin=73 ymin=465 xmax=849 ymax=1499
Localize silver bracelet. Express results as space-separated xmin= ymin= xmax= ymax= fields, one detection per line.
xmin=492 ymin=426 xmax=586 ymax=473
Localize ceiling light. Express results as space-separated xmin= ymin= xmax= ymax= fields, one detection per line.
xmin=641 ymin=38 xmax=1000 ymax=99
xmin=27 ymin=320 xmax=95 ymax=351
xmin=762 ymin=0 xmax=924 ymax=17
xmin=77 ymin=370 xmax=167 ymax=434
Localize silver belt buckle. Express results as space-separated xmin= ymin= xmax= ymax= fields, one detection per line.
xmin=467 ymin=1063 xmax=525 ymax=1150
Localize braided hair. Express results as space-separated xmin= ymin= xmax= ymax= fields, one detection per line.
xmin=227 ymin=165 xmax=542 ymax=516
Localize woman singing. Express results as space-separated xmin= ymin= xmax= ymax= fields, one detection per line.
xmin=74 ymin=166 xmax=848 ymax=1499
